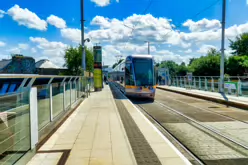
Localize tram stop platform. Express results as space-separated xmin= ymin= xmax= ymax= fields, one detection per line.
xmin=26 ymin=84 xmax=191 ymax=165
xmin=157 ymin=86 xmax=248 ymax=110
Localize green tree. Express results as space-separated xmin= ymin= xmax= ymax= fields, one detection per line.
xmin=189 ymin=58 xmax=196 ymax=65
xmin=226 ymin=55 xmax=248 ymax=76
xmin=229 ymin=33 xmax=248 ymax=55
xmin=189 ymin=48 xmax=223 ymax=76
xmin=159 ymin=61 xmax=179 ymax=77
xmin=63 ymin=45 xmax=94 ymax=75
xmin=176 ymin=62 xmax=188 ymax=76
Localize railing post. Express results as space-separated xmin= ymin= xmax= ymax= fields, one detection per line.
xmin=184 ymin=77 xmax=186 ymax=88
xmin=78 ymin=79 xmax=81 ymax=98
xmin=211 ymin=77 xmax=214 ymax=92
xmin=176 ymin=77 xmax=179 ymax=87
xmin=218 ymin=78 xmax=221 ymax=92
xmin=194 ymin=77 xmax=196 ymax=89
xmin=70 ymin=81 xmax=72 ymax=107
xmin=238 ymin=79 xmax=242 ymax=96
xmin=63 ymin=82 xmax=66 ymax=111
xmin=199 ymin=77 xmax=201 ymax=89
xmin=49 ymin=84 xmax=53 ymax=122
xmin=29 ymin=87 xmax=38 ymax=150
xmin=181 ymin=77 xmax=183 ymax=87
xmin=205 ymin=77 xmax=208 ymax=91
xmin=74 ymin=80 xmax=77 ymax=102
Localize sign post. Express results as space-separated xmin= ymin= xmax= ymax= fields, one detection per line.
xmin=93 ymin=46 xmax=103 ymax=91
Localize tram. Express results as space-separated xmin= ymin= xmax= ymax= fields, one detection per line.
xmin=110 ymin=55 xmax=156 ymax=100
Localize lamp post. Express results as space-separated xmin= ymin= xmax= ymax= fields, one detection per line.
xmin=145 ymin=41 xmax=150 ymax=55
xmin=81 ymin=0 xmax=85 ymax=74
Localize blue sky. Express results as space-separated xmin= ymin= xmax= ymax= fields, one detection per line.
xmin=0 ymin=0 xmax=248 ymax=67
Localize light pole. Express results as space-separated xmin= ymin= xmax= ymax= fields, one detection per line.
xmin=220 ymin=0 xmax=226 ymax=93
xmin=145 ymin=41 xmax=150 ymax=55
xmin=81 ymin=0 xmax=86 ymax=74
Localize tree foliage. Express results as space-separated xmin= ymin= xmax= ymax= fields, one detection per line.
xmin=157 ymin=33 xmax=248 ymax=77
xmin=189 ymin=48 xmax=222 ymax=76
xmin=229 ymin=33 xmax=248 ymax=55
xmin=226 ymin=55 xmax=248 ymax=76
xmin=63 ymin=45 xmax=94 ymax=75
xmin=159 ymin=61 xmax=188 ymax=77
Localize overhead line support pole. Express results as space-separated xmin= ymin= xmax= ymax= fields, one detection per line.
xmin=220 ymin=0 xmax=226 ymax=93
xmin=81 ymin=0 xmax=85 ymax=75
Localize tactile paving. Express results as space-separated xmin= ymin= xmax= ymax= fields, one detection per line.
xmin=110 ymin=84 xmax=162 ymax=165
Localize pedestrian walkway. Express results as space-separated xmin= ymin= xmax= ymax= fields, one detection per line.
xmin=27 ymin=85 xmax=190 ymax=165
xmin=157 ymin=86 xmax=248 ymax=109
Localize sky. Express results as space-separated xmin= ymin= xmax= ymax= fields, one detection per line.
xmin=0 ymin=0 xmax=248 ymax=67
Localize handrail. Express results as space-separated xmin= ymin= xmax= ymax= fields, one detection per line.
xmin=0 ymin=74 xmax=81 ymax=78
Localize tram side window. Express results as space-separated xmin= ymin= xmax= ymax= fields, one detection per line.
xmin=125 ymin=63 xmax=134 ymax=85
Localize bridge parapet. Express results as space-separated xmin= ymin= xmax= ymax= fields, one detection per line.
xmin=0 ymin=74 xmax=93 ymax=164
xmin=168 ymin=76 xmax=248 ymax=97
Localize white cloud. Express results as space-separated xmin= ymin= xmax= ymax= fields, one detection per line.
xmin=30 ymin=37 xmax=67 ymax=53
xmin=18 ymin=43 xmax=29 ymax=50
xmin=183 ymin=19 xmax=221 ymax=32
xmin=61 ymin=15 xmax=248 ymax=66
xmin=185 ymin=49 xmax=192 ymax=53
xmin=91 ymin=0 xmax=118 ymax=7
xmin=30 ymin=37 xmax=68 ymax=66
xmin=7 ymin=5 xmax=47 ymax=31
xmin=8 ymin=48 xmax=21 ymax=54
xmin=197 ymin=44 xmax=218 ymax=54
xmin=101 ymin=43 xmax=157 ymax=65
xmin=31 ymin=48 xmax=37 ymax=53
xmin=47 ymin=15 xmax=66 ymax=29
xmin=87 ymin=14 xmax=191 ymax=48
xmin=61 ymin=28 xmax=81 ymax=43
xmin=181 ymin=20 xmax=248 ymax=43
xmin=0 ymin=41 xmax=6 ymax=47
xmin=0 ymin=10 xmax=5 ymax=18
xmin=153 ymin=50 xmax=192 ymax=64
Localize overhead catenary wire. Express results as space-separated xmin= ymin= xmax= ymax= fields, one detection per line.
xmin=161 ymin=0 xmax=222 ymax=39
xmin=123 ymin=0 xmax=154 ymax=50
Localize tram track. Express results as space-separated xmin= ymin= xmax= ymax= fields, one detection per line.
xmin=134 ymin=100 xmax=248 ymax=165
xmin=112 ymin=82 xmax=248 ymax=165
xmin=155 ymin=89 xmax=248 ymax=148
xmin=156 ymin=89 xmax=248 ymax=125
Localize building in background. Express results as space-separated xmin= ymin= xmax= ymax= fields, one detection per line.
xmin=0 ymin=55 xmax=67 ymax=75
xmin=0 ymin=55 xmax=36 ymax=74
xmin=35 ymin=59 xmax=67 ymax=75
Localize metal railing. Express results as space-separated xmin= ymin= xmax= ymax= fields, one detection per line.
xmin=0 ymin=74 xmax=93 ymax=165
xmin=168 ymin=76 xmax=248 ymax=97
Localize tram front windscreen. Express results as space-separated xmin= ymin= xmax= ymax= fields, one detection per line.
xmin=133 ymin=58 xmax=154 ymax=86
